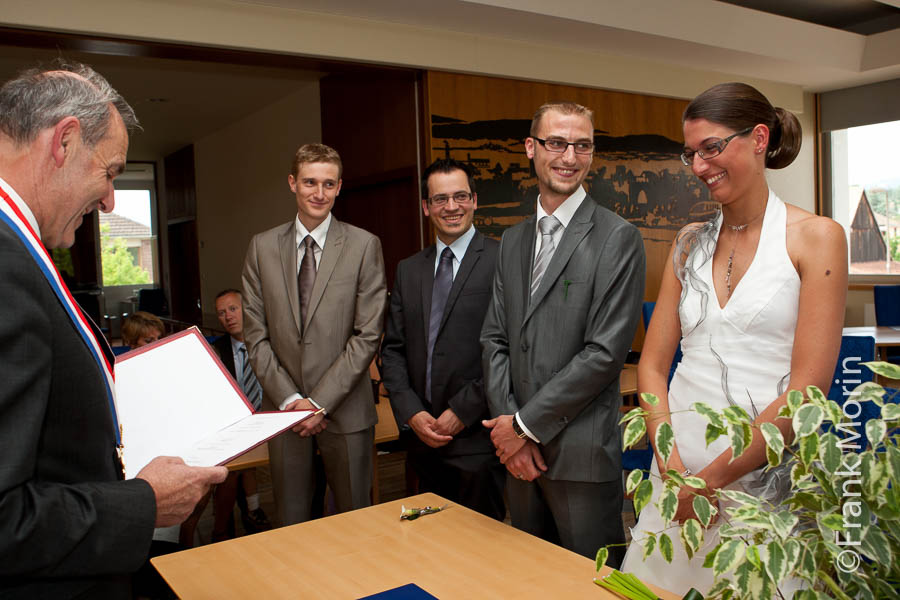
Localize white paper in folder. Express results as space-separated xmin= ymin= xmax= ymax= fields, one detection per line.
xmin=114 ymin=328 xmax=314 ymax=479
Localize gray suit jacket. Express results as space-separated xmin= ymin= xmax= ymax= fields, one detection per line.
xmin=481 ymin=194 xmax=646 ymax=482
xmin=242 ymin=216 xmax=387 ymax=434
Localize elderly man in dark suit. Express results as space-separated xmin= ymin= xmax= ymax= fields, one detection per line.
xmin=481 ymin=101 xmax=646 ymax=565
xmin=0 ymin=62 xmax=225 ymax=599
xmin=243 ymin=143 xmax=387 ymax=526
xmin=382 ymin=158 xmax=505 ymax=520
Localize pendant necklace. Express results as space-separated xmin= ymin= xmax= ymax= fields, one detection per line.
xmin=723 ymin=205 xmax=766 ymax=298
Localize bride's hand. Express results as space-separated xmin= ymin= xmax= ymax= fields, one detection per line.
xmin=673 ymin=482 xmax=718 ymax=525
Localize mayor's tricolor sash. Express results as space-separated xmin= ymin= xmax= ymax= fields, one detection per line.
xmin=0 ymin=178 xmax=121 ymax=449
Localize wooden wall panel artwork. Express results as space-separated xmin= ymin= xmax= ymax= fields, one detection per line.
xmin=424 ymin=72 xmax=714 ymax=346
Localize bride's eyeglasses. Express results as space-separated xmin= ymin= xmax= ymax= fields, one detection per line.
xmin=680 ymin=127 xmax=753 ymax=166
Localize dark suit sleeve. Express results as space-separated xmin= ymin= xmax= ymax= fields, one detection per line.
xmin=519 ymin=223 xmax=646 ymax=444
xmin=481 ymin=232 xmax=518 ymax=418
xmin=0 ymin=246 xmax=155 ymax=578
xmin=381 ymin=262 xmax=427 ymax=426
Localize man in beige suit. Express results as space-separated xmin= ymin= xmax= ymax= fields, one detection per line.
xmin=242 ymin=143 xmax=387 ymax=526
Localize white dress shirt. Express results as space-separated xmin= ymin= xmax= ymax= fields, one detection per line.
xmin=434 ymin=224 xmax=476 ymax=279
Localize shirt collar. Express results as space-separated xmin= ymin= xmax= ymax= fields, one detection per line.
xmin=435 ymin=224 xmax=476 ymax=263
xmin=295 ymin=212 xmax=331 ymax=250
xmin=230 ymin=336 xmax=244 ymax=355
xmin=0 ymin=176 xmax=41 ymax=238
xmin=535 ymin=185 xmax=586 ymax=230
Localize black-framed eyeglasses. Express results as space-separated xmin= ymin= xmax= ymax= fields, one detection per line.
xmin=532 ymin=137 xmax=595 ymax=155
xmin=680 ymin=127 xmax=753 ymax=166
xmin=428 ymin=191 xmax=474 ymax=207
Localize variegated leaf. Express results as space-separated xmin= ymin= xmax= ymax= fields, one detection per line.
xmin=853 ymin=381 xmax=886 ymax=407
xmin=706 ymin=423 xmax=724 ymax=447
xmin=665 ymin=469 xmax=686 ymax=487
xmin=818 ymin=432 xmax=841 ymax=474
xmin=762 ymin=541 xmax=788 ymax=584
xmin=805 ymin=385 xmax=827 ymax=407
xmin=723 ymin=405 xmax=752 ymax=424
xmin=887 ymin=445 xmax=900 ymax=484
xmin=595 ymin=547 xmax=608 ymax=571
xmin=860 ymin=526 xmax=892 ymax=566
xmin=826 ymin=399 xmax=844 ymax=425
xmin=655 ymin=422 xmax=675 ymax=465
xmin=786 ymin=389 xmax=804 ymax=413
xmin=659 ymin=532 xmax=674 ymax=563
xmin=681 ymin=518 xmax=703 ymax=554
xmin=728 ymin=422 xmax=747 ymax=462
xmin=798 ymin=432 xmax=818 ymax=466
xmin=693 ymin=401 xmax=725 ymax=429
xmin=683 ymin=475 xmax=706 ymax=489
xmin=622 ymin=416 xmax=646 ymax=450
xmin=640 ymin=391 xmax=660 ymax=406
xmin=766 ymin=445 xmax=781 ymax=468
xmin=860 ymin=452 xmax=888 ymax=499
xmin=642 ymin=532 xmax=656 ymax=559
xmin=618 ymin=406 xmax=645 ymax=425
xmin=817 ymin=512 xmax=844 ymax=531
xmin=796 ymin=543 xmax=816 ymax=579
xmin=790 ymin=462 xmax=809 ymax=486
xmin=693 ymin=494 xmax=716 ymax=527
xmin=713 ymin=539 xmax=745 ymax=576
xmin=792 ymin=404 xmax=824 ymax=439
xmin=759 ymin=422 xmax=784 ymax=456
xmin=769 ymin=511 xmax=798 ymax=539
xmin=633 ymin=479 xmax=653 ymax=516
xmin=883 ymin=403 xmax=900 ymax=421
xmin=658 ymin=487 xmax=679 ymax=524
xmin=745 ymin=545 xmax=761 ymax=570
xmin=866 ymin=418 xmax=886 ymax=447
xmin=782 ymin=539 xmax=801 ymax=576
xmin=719 ymin=489 xmax=761 ymax=505
xmin=862 ymin=360 xmax=900 ymax=380
xmin=625 ymin=468 xmax=643 ymax=495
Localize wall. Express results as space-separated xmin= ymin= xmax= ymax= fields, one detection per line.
xmin=194 ymin=82 xmax=321 ymax=327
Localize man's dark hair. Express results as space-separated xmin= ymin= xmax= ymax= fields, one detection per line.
xmin=215 ymin=288 xmax=243 ymax=301
xmin=0 ymin=59 xmax=140 ymax=147
xmin=421 ymin=158 xmax=476 ymax=199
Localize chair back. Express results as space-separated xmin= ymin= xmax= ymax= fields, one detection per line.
xmin=826 ymin=335 xmax=878 ymax=450
xmin=873 ymin=285 xmax=900 ymax=327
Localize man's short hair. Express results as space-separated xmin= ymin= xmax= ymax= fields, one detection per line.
xmin=0 ymin=59 xmax=139 ymax=148
xmin=421 ymin=158 xmax=476 ymax=199
xmin=290 ymin=143 xmax=343 ymax=179
xmin=215 ymin=288 xmax=243 ymax=302
xmin=529 ymin=101 xmax=594 ymax=137
xmin=121 ymin=311 xmax=165 ymax=348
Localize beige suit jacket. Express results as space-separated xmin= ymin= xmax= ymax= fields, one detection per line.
xmin=242 ymin=216 xmax=387 ymax=434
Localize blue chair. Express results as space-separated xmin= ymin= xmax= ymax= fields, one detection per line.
xmin=642 ymin=301 xmax=682 ymax=385
xmin=873 ymin=285 xmax=900 ymax=363
xmin=826 ymin=336 xmax=878 ymax=449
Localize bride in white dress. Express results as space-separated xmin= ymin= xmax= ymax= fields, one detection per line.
xmin=621 ymin=83 xmax=848 ymax=596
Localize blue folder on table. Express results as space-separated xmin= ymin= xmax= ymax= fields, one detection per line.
xmin=357 ymin=583 xmax=439 ymax=599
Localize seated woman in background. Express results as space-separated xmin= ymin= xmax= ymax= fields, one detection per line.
xmin=120 ymin=311 xmax=164 ymax=349
xmin=621 ymin=82 xmax=847 ymax=595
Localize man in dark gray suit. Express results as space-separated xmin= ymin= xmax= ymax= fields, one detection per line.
xmin=0 ymin=62 xmax=225 ymax=598
xmin=481 ymin=101 xmax=645 ymax=565
xmin=382 ymin=158 xmax=504 ymax=520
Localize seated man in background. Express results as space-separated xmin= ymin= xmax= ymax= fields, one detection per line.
xmin=120 ymin=310 xmax=165 ymax=348
xmin=210 ymin=289 xmax=271 ymax=538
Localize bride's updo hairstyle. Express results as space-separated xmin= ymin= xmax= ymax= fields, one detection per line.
xmin=682 ymin=82 xmax=801 ymax=170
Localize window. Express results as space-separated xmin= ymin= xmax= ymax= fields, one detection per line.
xmin=829 ymin=120 xmax=900 ymax=276
xmin=101 ymin=163 xmax=159 ymax=288
xmin=820 ymin=78 xmax=900 ymax=281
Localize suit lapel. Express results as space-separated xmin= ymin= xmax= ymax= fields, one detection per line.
xmin=304 ymin=217 xmax=344 ymax=334
xmin=279 ymin=224 xmax=302 ymax=336
xmin=524 ymin=197 xmax=595 ymax=323
xmin=519 ymin=214 xmax=537 ymax=312
xmin=438 ymin=231 xmax=483 ymax=334
xmin=419 ymin=245 xmax=436 ymax=346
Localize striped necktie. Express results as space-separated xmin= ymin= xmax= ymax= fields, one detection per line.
xmin=531 ymin=215 xmax=562 ymax=298
xmin=239 ymin=345 xmax=262 ymax=410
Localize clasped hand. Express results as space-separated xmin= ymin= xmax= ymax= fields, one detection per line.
xmin=286 ymin=397 xmax=327 ymax=436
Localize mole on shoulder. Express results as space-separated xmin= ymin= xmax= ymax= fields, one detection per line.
xmin=825 ymin=269 xmax=831 ymax=276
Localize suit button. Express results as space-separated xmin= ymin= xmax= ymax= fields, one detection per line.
xmin=559 ymin=417 xmax=568 ymax=425
xmin=521 ymin=341 xmax=528 ymax=352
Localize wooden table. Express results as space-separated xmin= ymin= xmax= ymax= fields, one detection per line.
xmin=154 ymin=492 xmax=678 ymax=600
xmin=224 ymin=443 xmax=269 ymax=471
xmin=620 ymin=363 xmax=638 ymax=396
xmin=842 ymin=326 xmax=900 ymax=361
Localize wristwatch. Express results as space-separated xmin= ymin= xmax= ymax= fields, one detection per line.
xmin=512 ymin=417 xmax=528 ymax=439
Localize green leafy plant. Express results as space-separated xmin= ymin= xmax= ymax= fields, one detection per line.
xmin=599 ymin=361 xmax=900 ymax=599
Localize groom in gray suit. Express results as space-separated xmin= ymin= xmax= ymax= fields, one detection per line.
xmin=243 ymin=143 xmax=387 ymax=526
xmin=481 ymin=102 xmax=645 ymax=565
